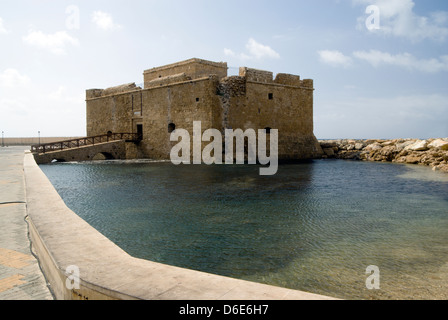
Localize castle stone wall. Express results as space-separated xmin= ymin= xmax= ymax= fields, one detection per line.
xmin=86 ymin=58 xmax=323 ymax=162
xmin=221 ymin=79 xmax=320 ymax=159
xmin=139 ymin=77 xmax=221 ymax=159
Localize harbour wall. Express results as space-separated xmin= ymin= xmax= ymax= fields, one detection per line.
xmin=2 ymin=137 xmax=82 ymax=146
xmin=23 ymin=152 xmax=334 ymax=300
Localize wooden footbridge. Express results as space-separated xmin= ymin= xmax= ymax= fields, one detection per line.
xmin=31 ymin=133 xmax=141 ymax=164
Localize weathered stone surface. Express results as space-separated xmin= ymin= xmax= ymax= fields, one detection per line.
xmin=405 ymin=140 xmax=429 ymax=151
xmin=319 ymin=138 xmax=448 ymax=174
xmin=396 ymin=140 xmax=415 ymax=151
xmin=365 ymin=143 xmax=382 ymax=151
xmin=406 ymin=155 xmax=421 ymax=164
xmin=428 ymin=139 xmax=448 ymax=150
xmin=355 ymin=143 xmax=365 ymax=150
xmin=381 ymin=140 xmax=396 ymax=146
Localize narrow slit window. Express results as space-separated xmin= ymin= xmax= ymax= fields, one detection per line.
xmin=268 ymin=93 xmax=274 ymax=100
xmin=137 ymin=125 xmax=143 ymax=140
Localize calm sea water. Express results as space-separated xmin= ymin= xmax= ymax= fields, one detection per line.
xmin=40 ymin=160 xmax=448 ymax=300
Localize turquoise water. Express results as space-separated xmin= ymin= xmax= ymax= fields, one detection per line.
xmin=40 ymin=160 xmax=448 ymax=300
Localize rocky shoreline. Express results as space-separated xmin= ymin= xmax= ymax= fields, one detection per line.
xmin=319 ymin=138 xmax=448 ymax=173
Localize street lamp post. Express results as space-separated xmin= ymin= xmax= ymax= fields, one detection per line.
xmin=38 ymin=131 xmax=41 ymax=145
xmin=1 ymin=131 xmax=4 ymax=147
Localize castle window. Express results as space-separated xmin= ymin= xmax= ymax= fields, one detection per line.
xmin=196 ymin=98 xmax=200 ymax=102
xmin=264 ymin=127 xmax=271 ymax=135
xmin=168 ymin=123 xmax=176 ymax=133
xmin=268 ymin=93 xmax=274 ymax=100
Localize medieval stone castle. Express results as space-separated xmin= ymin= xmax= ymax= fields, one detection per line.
xmin=85 ymin=58 xmax=322 ymax=161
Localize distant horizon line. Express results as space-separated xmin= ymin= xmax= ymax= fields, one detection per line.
xmin=1 ymin=136 xmax=444 ymax=141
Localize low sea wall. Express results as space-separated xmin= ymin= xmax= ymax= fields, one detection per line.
xmin=2 ymin=137 xmax=82 ymax=146
xmin=23 ymin=152 xmax=333 ymax=300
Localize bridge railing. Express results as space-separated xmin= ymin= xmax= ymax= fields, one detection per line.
xmin=31 ymin=133 xmax=141 ymax=154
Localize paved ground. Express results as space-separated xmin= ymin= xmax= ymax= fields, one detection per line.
xmin=0 ymin=146 xmax=54 ymax=300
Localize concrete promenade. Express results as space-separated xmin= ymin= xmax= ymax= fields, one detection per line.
xmin=0 ymin=146 xmax=53 ymax=300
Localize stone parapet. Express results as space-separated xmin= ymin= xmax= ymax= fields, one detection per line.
xmin=239 ymin=67 xmax=273 ymax=83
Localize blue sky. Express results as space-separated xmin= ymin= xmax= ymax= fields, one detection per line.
xmin=1 ymin=0 xmax=447 ymax=139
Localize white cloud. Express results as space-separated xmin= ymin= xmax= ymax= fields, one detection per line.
xmin=246 ymin=38 xmax=280 ymax=59
xmin=354 ymin=0 xmax=448 ymax=42
xmin=224 ymin=48 xmax=236 ymax=57
xmin=92 ymin=11 xmax=122 ymax=31
xmin=318 ymin=50 xmax=352 ymax=67
xmin=224 ymin=38 xmax=280 ymax=60
xmin=318 ymin=49 xmax=448 ymax=73
xmin=0 ymin=17 xmax=9 ymax=34
xmin=0 ymin=69 xmax=31 ymax=88
xmin=22 ymin=30 xmax=79 ymax=55
xmin=353 ymin=50 xmax=448 ymax=73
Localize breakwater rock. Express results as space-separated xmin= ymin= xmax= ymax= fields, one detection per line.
xmin=319 ymin=138 xmax=448 ymax=173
